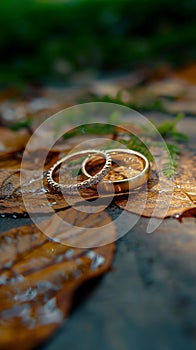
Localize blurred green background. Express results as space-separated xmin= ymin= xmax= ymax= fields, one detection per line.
xmin=0 ymin=0 xmax=195 ymax=87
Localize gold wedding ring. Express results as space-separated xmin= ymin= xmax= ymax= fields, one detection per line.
xmin=81 ymin=149 xmax=150 ymax=193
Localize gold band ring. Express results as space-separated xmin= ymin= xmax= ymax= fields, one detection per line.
xmin=81 ymin=148 xmax=150 ymax=193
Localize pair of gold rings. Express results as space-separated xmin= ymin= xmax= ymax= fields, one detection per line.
xmin=47 ymin=148 xmax=150 ymax=194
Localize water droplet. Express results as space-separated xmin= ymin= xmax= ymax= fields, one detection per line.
xmin=12 ymin=214 xmax=18 ymax=219
xmin=4 ymin=236 xmax=13 ymax=243
xmin=38 ymin=298 xmax=63 ymax=325
xmin=173 ymin=213 xmax=183 ymax=222
xmin=86 ymin=251 xmax=105 ymax=270
xmin=1 ymin=304 xmax=31 ymax=320
xmin=13 ymin=288 xmax=37 ymax=302
xmin=10 ymin=274 xmax=24 ymax=284
xmin=38 ymin=187 xmax=49 ymax=194
xmin=0 ymin=274 xmax=8 ymax=285
xmin=36 ymin=281 xmax=58 ymax=292
xmin=4 ymin=261 xmax=13 ymax=269
xmin=64 ymin=249 xmax=74 ymax=259
xmin=49 ymin=201 xmax=57 ymax=207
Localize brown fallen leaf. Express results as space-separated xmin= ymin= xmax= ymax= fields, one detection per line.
xmin=0 ymin=133 xmax=115 ymax=215
xmin=173 ymin=63 xmax=196 ymax=84
xmin=0 ymin=146 xmax=99 ymax=215
xmin=0 ymin=127 xmax=30 ymax=157
xmin=0 ymin=150 xmax=62 ymax=215
xmin=0 ymin=209 xmax=115 ymax=350
xmin=114 ymin=147 xmax=196 ymax=218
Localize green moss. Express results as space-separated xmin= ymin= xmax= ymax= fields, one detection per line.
xmin=9 ymin=119 xmax=32 ymax=131
xmin=157 ymin=113 xmax=188 ymax=142
xmin=162 ymin=143 xmax=181 ymax=179
xmin=63 ymin=123 xmax=116 ymax=139
xmin=119 ymin=136 xmax=154 ymax=162
xmin=89 ymin=93 xmax=167 ymax=113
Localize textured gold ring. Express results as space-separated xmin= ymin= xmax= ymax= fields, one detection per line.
xmin=81 ymin=148 xmax=150 ymax=193
xmin=47 ymin=149 xmax=112 ymax=193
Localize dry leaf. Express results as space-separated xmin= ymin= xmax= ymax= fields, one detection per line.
xmin=0 ymin=150 xmax=62 ymax=215
xmin=173 ymin=63 xmax=196 ymax=84
xmin=114 ymin=147 xmax=196 ymax=218
xmin=0 ymin=133 xmax=115 ymax=216
xmin=0 ymin=210 xmax=115 ymax=349
xmin=0 ymin=127 xmax=29 ymax=157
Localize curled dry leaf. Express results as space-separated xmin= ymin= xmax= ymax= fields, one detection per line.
xmin=0 ymin=210 xmax=115 ymax=349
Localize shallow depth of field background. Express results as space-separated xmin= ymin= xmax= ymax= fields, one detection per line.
xmin=0 ymin=0 xmax=195 ymax=88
